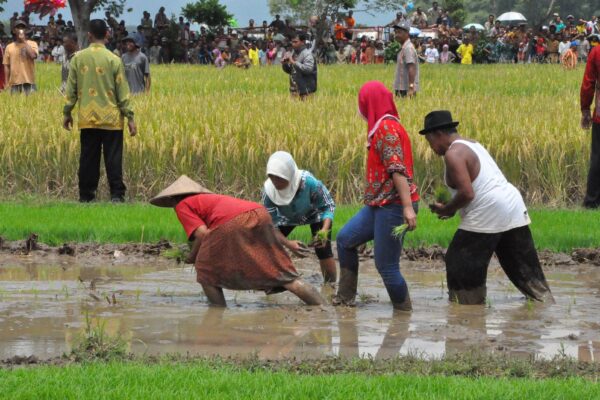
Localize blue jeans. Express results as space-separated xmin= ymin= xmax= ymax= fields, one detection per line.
xmin=336 ymin=202 xmax=417 ymax=304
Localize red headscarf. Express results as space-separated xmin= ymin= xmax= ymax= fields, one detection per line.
xmin=358 ymin=81 xmax=400 ymax=147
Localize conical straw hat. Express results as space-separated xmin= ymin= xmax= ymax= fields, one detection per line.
xmin=150 ymin=175 xmax=213 ymax=208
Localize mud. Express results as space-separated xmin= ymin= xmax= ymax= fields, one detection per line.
xmin=1 ymin=248 xmax=600 ymax=363
xmin=1 ymin=238 xmax=598 ymax=266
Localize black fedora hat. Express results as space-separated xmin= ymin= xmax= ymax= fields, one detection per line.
xmin=419 ymin=110 xmax=460 ymax=135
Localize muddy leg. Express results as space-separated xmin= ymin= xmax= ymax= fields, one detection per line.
xmin=333 ymin=267 xmax=358 ymax=306
xmin=333 ymin=206 xmax=375 ymax=306
xmin=445 ymin=230 xmax=499 ymax=305
xmin=319 ymin=258 xmax=337 ymax=284
xmin=392 ymin=290 xmax=412 ymax=311
xmin=200 ymin=283 xmax=226 ymax=307
xmin=495 ymin=226 xmax=554 ymax=303
xmin=284 ymin=279 xmax=324 ymax=305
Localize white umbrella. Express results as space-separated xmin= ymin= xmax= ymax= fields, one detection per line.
xmin=497 ymin=12 xmax=527 ymax=23
xmin=463 ymin=23 xmax=485 ymax=31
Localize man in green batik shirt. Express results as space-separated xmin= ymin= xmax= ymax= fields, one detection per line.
xmin=63 ymin=19 xmax=137 ymax=203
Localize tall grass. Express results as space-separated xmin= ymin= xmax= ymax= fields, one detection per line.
xmin=0 ymin=63 xmax=588 ymax=205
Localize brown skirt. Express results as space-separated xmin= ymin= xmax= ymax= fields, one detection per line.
xmin=195 ymin=208 xmax=300 ymax=291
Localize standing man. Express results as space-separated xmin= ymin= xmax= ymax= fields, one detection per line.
xmin=393 ymin=20 xmax=419 ymax=98
xmin=121 ymin=36 xmax=151 ymax=94
xmin=581 ymin=39 xmax=600 ymax=208
xmin=3 ymin=20 xmax=38 ymax=95
xmin=60 ymin=33 xmax=78 ymax=94
xmin=420 ymin=110 xmax=553 ymax=305
xmin=63 ymin=19 xmax=136 ymax=203
xmin=282 ymin=33 xmax=317 ymax=99
xmin=484 ymin=15 xmax=495 ymax=36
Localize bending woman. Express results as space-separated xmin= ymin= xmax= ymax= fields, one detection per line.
xmin=150 ymin=175 xmax=324 ymax=307
xmin=334 ymin=81 xmax=419 ymax=311
xmin=262 ymin=151 xmax=337 ymax=283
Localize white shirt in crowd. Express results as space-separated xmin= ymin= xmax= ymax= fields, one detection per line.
xmin=558 ymin=40 xmax=570 ymax=56
xmin=424 ymin=47 xmax=439 ymax=63
xmin=52 ymin=44 xmax=65 ymax=63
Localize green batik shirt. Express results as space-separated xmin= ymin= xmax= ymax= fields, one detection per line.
xmin=63 ymin=43 xmax=134 ymax=130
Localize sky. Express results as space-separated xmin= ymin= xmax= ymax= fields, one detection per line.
xmin=1 ymin=0 xmax=398 ymax=27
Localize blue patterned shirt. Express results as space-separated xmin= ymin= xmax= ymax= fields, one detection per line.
xmin=262 ymin=171 xmax=335 ymax=227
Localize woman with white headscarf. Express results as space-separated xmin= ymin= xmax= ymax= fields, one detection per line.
xmin=262 ymin=151 xmax=337 ymax=283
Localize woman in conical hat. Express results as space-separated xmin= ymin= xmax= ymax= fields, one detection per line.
xmin=262 ymin=151 xmax=337 ymax=283
xmin=151 ymin=175 xmax=323 ymax=307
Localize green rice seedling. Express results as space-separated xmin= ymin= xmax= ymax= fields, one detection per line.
xmin=434 ymin=186 xmax=452 ymax=204
xmin=311 ymin=229 xmax=330 ymax=248
xmin=526 ymin=298 xmax=534 ymax=311
xmin=392 ymin=224 xmax=408 ymax=239
xmin=485 ymin=297 xmax=493 ymax=309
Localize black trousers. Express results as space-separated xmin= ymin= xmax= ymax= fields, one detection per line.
xmin=444 ymin=226 xmax=552 ymax=305
xmin=278 ymin=221 xmax=333 ymax=260
xmin=79 ymin=129 xmax=126 ymax=202
xmin=584 ymin=122 xmax=600 ymax=208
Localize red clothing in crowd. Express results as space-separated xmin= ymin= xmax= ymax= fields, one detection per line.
xmin=581 ymin=46 xmax=600 ymax=124
xmin=358 ymin=81 xmax=419 ymax=207
xmin=175 ymin=194 xmax=261 ymax=238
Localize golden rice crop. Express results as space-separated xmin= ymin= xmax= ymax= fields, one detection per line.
xmin=0 ymin=63 xmax=588 ymax=206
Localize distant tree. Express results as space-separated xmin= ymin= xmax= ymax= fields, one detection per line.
xmin=268 ymin=0 xmax=405 ymax=25
xmin=464 ymin=0 xmax=599 ymax=25
xmin=444 ymin=0 xmax=466 ymax=26
xmin=0 ymin=0 xmax=6 ymax=13
xmin=181 ymin=0 xmax=232 ymax=30
xmin=67 ymin=1 xmax=128 ymax=47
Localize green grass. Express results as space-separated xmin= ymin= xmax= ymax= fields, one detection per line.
xmin=0 ymin=361 xmax=598 ymax=399
xmin=1 ymin=201 xmax=598 ymax=252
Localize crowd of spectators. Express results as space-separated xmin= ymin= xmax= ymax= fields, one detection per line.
xmin=2 ymin=4 xmax=600 ymax=68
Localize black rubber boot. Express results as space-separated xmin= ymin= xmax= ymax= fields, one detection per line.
xmin=332 ymin=268 xmax=358 ymax=306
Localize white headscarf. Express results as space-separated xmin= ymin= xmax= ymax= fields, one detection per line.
xmin=264 ymin=151 xmax=304 ymax=206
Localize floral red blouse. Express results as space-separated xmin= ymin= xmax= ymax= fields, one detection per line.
xmin=364 ymin=118 xmax=419 ymax=206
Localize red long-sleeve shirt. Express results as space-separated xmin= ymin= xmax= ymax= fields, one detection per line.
xmin=581 ymin=46 xmax=600 ymax=123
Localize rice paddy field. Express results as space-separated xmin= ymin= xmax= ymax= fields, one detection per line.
xmin=1 ymin=62 xmax=598 ymax=399
xmin=0 ymin=63 xmax=589 ymax=206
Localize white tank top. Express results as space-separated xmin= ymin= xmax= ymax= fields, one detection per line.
xmin=446 ymin=140 xmax=531 ymax=233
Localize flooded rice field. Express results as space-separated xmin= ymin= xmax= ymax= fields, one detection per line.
xmin=0 ymin=252 xmax=599 ymax=362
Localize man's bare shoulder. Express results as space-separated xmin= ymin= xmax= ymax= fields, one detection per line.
xmin=445 ymin=140 xmax=477 ymax=161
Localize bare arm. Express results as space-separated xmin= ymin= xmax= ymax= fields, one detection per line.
xmin=407 ymin=63 xmax=416 ymax=85
xmin=392 ymin=172 xmax=417 ymax=230
xmin=431 ymin=148 xmax=475 ymax=218
xmin=22 ymin=40 xmax=38 ymax=60
xmin=3 ymin=65 xmax=9 ymax=84
xmin=145 ymin=74 xmax=151 ymax=92
xmin=185 ymin=225 xmax=210 ymax=264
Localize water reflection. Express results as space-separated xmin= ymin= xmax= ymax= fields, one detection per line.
xmin=0 ymin=262 xmax=598 ymax=362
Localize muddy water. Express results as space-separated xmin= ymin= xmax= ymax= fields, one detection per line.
xmin=0 ymin=254 xmax=599 ymax=361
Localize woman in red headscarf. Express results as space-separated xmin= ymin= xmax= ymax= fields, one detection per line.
xmin=334 ymin=81 xmax=419 ymax=311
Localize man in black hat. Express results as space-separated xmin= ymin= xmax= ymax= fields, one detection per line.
xmin=392 ymin=20 xmax=419 ymax=98
xmin=121 ymin=35 xmax=150 ymax=94
xmin=2 ymin=19 xmax=38 ymax=94
xmin=419 ymin=110 xmax=553 ymax=305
